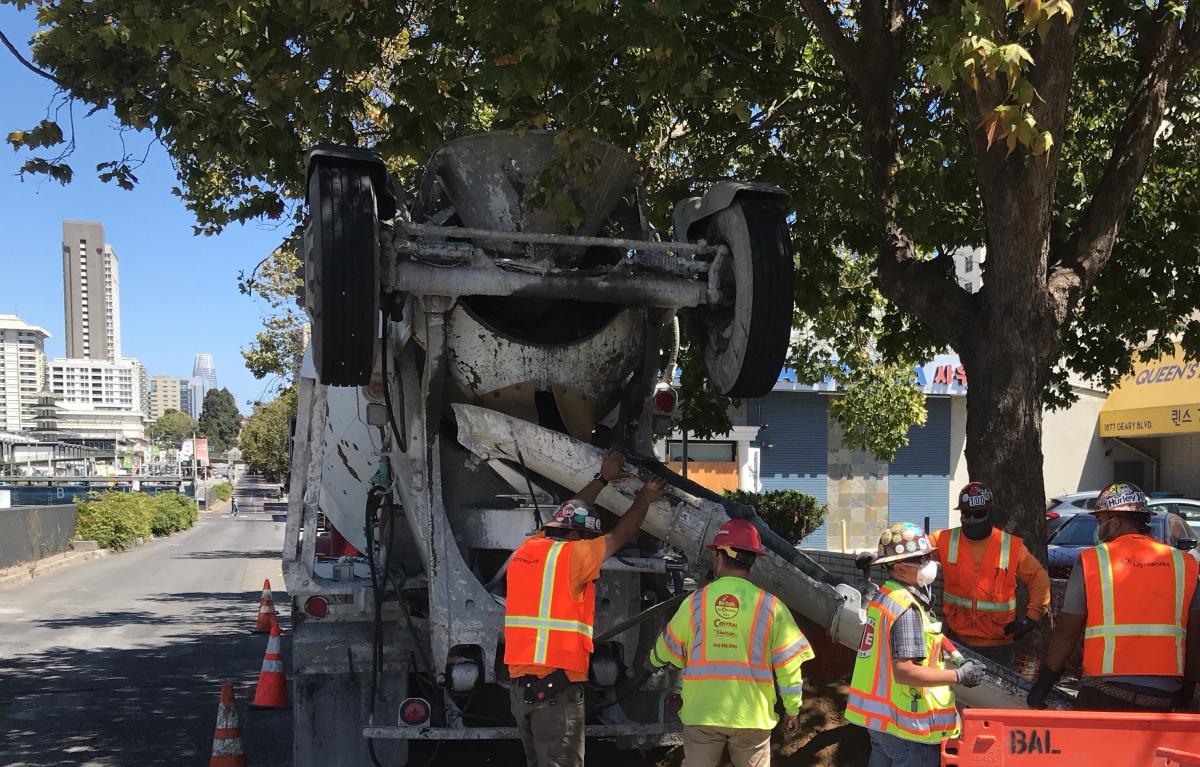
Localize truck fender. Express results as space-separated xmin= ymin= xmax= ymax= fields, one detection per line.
xmin=671 ymin=181 xmax=789 ymax=243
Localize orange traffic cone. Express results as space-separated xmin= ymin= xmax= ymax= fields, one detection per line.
xmin=210 ymin=682 xmax=247 ymax=766
xmin=251 ymin=621 xmax=289 ymax=709
xmin=253 ymin=579 xmax=277 ymax=633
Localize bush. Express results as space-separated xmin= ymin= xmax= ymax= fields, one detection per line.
xmin=150 ymin=492 xmax=199 ymax=536
xmin=722 ymin=489 xmax=828 ymax=544
xmin=75 ymin=491 xmax=199 ymax=550
xmin=209 ymin=482 xmax=233 ymax=503
xmin=75 ymin=493 xmax=154 ymax=551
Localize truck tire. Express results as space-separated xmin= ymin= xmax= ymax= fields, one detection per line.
xmin=699 ymin=197 xmax=794 ymax=398
xmin=306 ymin=159 xmax=380 ymax=387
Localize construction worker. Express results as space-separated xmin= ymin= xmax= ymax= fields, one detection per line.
xmin=846 ymin=522 xmax=986 ymax=767
xmin=929 ymin=482 xmax=1050 ymax=667
xmin=650 ymin=519 xmax=814 ymax=767
xmin=1028 ymin=482 xmax=1200 ymax=712
xmin=505 ymin=450 xmax=667 ymax=767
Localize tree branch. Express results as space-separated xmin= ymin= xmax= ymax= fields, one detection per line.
xmin=0 ymin=29 xmax=65 ymax=87
xmin=794 ymin=0 xmax=868 ymax=89
xmin=1049 ymin=10 xmax=1192 ymax=312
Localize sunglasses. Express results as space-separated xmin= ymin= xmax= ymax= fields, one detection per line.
xmin=961 ymin=508 xmax=990 ymax=520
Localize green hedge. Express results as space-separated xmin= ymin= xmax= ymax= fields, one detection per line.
xmin=722 ymin=489 xmax=828 ymax=545
xmin=209 ymin=482 xmax=233 ymax=503
xmin=75 ymin=492 xmax=199 ymax=551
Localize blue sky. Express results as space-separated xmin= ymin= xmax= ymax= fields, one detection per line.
xmin=0 ymin=6 xmax=293 ymax=413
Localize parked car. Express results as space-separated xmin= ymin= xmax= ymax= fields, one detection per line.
xmin=1046 ymin=509 xmax=1199 ymax=579
xmin=1046 ymin=491 xmax=1100 ymax=536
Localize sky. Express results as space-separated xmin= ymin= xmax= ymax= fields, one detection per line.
xmin=0 ymin=6 xmax=292 ymax=414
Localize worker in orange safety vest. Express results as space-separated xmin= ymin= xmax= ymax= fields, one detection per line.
xmin=1028 ymin=482 xmax=1200 ymax=712
xmin=929 ymin=481 xmax=1050 ymax=667
xmin=504 ymin=450 xmax=667 ymax=767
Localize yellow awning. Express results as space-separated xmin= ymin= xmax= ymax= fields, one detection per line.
xmin=1099 ymin=344 xmax=1200 ymax=437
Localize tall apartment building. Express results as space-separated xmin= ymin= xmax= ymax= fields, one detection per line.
xmin=62 ymin=220 xmax=122 ymax=362
xmin=131 ymin=359 xmax=150 ymax=416
xmin=149 ymin=375 xmax=185 ymax=420
xmin=48 ymin=357 xmax=146 ymax=439
xmin=179 ymin=378 xmax=192 ymax=420
xmin=189 ymin=353 xmax=218 ymax=419
xmin=0 ymin=315 xmax=50 ymax=432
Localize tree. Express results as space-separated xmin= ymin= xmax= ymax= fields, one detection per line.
xmin=240 ymin=387 xmax=297 ymax=480
xmin=6 ymin=1 xmax=1200 ymax=550
xmin=147 ymin=408 xmax=197 ymax=446
xmin=198 ymin=388 xmax=241 ymax=453
xmin=239 ymin=240 xmax=306 ymax=387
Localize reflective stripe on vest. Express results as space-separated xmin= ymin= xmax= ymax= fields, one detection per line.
xmin=1083 ymin=539 xmax=1191 ymax=676
xmin=682 ymin=588 xmax=775 ymax=684
xmin=844 ymin=582 xmax=959 ymax=744
xmin=939 ymin=528 xmax=1018 ymax=636
xmin=503 ymin=538 xmax=595 ymax=672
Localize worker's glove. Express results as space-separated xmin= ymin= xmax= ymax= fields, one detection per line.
xmin=955 ymin=661 xmax=986 ymax=688
xmin=1003 ymin=616 xmax=1038 ymax=639
xmin=1026 ymin=667 xmax=1062 ymax=710
xmin=780 ymin=713 xmax=802 ymax=738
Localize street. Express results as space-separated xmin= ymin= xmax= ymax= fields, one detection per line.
xmin=0 ymin=476 xmax=291 ymax=767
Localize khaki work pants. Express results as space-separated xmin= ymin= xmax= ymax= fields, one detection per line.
xmin=683 ymin=725 xmax=772 ymax=767
xmin=509 ymin=681 xmax=585 ymax=767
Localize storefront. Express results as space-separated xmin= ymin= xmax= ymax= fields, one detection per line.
xmin=1099 ymin=344 xmax=1200 ymax=495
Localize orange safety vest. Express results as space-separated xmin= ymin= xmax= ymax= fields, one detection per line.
xmin=1078 ymin=534 xmax=1198 ymax=678
xmin=503 ymin=537 xmax=595 ymax=675
xmin=934 ymin=528 xmax=1019 ymax=640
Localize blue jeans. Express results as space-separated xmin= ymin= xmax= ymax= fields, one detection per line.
xmin=867 ymin=730 xmax=941 ymax=767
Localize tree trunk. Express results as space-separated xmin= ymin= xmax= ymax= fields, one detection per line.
xmin=958 ymin=328 xmax=1058 ymax=562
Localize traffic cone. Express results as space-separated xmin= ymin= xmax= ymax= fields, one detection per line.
xmin=251 ymin=621 xmax=289 ymax=709
xmin=210 ymin=682 xmax=246 ymax=766
xmin=253 ymin=579 xmax=276 ymax=633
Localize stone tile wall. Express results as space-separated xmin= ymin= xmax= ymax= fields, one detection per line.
xmin=825 ymin=414 xmax=890 ymax=551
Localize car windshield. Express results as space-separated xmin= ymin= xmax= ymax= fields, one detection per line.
xmin=1049 ymin=514 xmax=1167 ymax=546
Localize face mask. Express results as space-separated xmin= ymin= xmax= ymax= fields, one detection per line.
xmin=962 ymin=517 xmax=993 ymax=540
xmin=1097 ymin=517 xmax=1120 ymax=543
xmin=916 ymin=560 xmax=939 ymax=587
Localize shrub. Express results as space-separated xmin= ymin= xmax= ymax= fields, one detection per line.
xmin=209 ymin=482 xmax=233 ymax=503
xmin=75 ymin=492 xmax=154 ymax=551
xmin=722 ymin=489 xmax=828 ymax=544
xmin=150 ymin=492 xmax=199 ymax=536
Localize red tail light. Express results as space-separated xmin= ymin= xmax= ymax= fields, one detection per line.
xmin=1046 ymin=511 xmax=1060 ymax=519
xmin=304 ymin=596 xmax=329 ymax=618
xmin=400 ymin=697 xmax=431 ymax=726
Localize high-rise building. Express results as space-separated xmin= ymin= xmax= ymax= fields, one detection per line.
xmin=130 ymin=359 xmax=150 ymax=417
xmin=62 ymin=220 xmax=122 ymax=362
xmin=0 ymin=315 xmax=50 ymax=432
xmin=49 ymin=357 xmax=146 ymax=439
xmin=179 ymin=378 xmax=192 ymax=420
xmin=149 ymin=374 xmax=185 ymax=420
xmin=190 ymin=353 xmax=217 ymax=419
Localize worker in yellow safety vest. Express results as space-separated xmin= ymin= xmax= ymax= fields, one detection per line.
xmin=650 ymin=519 xmax=814 ymax=767
xmin=929 ymin=481 xmax=1050 ymax=667
xmin=505 ymin=450 xmax=668 ymax=767
xmin=1028 ymin=482 xmax=1200 ymax=712
xmin=845 ymin=522 xmax=986 ymax=767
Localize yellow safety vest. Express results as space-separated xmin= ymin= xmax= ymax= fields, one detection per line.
xmin=844 ymin=581 xmax=960 ymax=744
xmin=651 ymin=576 xmax=814 ymax=729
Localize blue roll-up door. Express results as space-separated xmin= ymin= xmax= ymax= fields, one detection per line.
xmin=888 ymin=397 xmax=951 ymax=533
xmin=748 ymin=393 xmax=829 ymax=548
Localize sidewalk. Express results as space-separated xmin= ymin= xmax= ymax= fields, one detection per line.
xmin=0 ymin=542 xmax=109 ymax=589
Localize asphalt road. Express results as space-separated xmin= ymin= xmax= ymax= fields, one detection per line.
xmin=0 ymin=475 xmax=292 ymax=767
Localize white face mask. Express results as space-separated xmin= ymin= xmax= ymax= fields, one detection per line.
xmin=916 ymin=560 xmax=939 ymax=587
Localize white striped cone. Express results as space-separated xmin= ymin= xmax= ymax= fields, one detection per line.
xmin=210 ymin=682 xmax=246 ymax=766
xmin=251 ymin=621 xmax=288 ymax=709
xmin=253 ymin=579 xmax=276 ymax=633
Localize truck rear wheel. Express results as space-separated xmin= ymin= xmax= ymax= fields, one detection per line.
xmin=699 ymin=197 xmax=794 ymax=398
xmin=306 ymin=158 xmax=380 ymax=386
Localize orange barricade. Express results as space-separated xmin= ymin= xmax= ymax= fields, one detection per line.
xmin=942 ymin=709 xmax=1200 ymax=766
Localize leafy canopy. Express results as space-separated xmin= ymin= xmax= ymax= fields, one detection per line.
xmin=147 ymin=408 xmax=197 ymax=446
xmin=198 ymin=388 xmax=240 ymax=453
xmin=239 ymin=386 xmax=297 ymax=479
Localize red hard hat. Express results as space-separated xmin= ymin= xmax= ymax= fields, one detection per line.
xmin=706 ymin=519 xmax=768 ymax=556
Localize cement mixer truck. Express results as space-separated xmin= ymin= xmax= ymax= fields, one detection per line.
xmin=282 ymin=132 xmax=1053 ymax=767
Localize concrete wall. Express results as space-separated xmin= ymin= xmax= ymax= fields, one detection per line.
xmin=1160 ymin=433 xmax=1200 ymax=497
xmin=0 ymin=504 xmax=77 ymax=569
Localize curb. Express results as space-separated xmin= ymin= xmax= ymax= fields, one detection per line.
xmin=0 ymin=547 xmax=110 ymax=590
